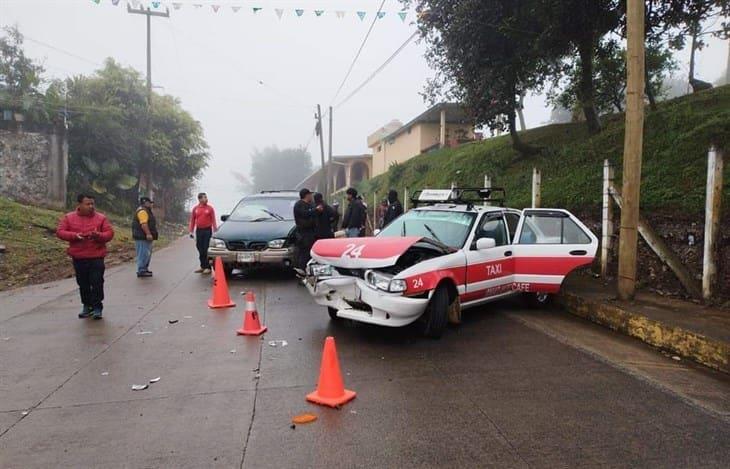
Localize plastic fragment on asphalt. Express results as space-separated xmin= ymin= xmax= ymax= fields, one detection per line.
xmin=292 ymin=413 xmax=317 ymax=424
xmin=230 ymin=349 xmax=236 ymax=354
xmin=21 ymin=411 xmax=29 ymax=416
xmin=2 ymin=337 xmax=11 ymax=341
xmin=131 ymin=384 xmax=149 ymax=391
xmin=168 ymin=319 xmax=179 ymax=324
xmin=136 ymin=331 xmax=152 ymax=335
xmin=350 ymin=410 xmax=357 ymax=414
xmin=184 ymin=316 xmax=193 ymax=319
xmin=101 ymin=371 xmax=109 ymax=376
xmin=149 ymin=377 xmax=161 ymax=383
xmin=201 ymin=325 xmax=206 ymax=328
xmin=672 ymin=356 xmax=681 ymax=361
xmin=268 ymin=340 xmax=287 ymax=347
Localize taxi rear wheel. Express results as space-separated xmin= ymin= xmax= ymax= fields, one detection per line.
xmin=328 ymin=307 xmax=339 ymax=320
xmin=420 ymin=285 xmax=449 ymax=339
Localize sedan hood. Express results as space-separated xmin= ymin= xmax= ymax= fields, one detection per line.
xmin=214 ymin=219 xmax=295 ymax=242
xmin=311 ymin=236 xmax=425 ymax=269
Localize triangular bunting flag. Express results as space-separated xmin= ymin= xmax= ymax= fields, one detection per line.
xmin=131 ymin=1 xmax=140 ymax=8
xmin=232 ymin=6 xmax=241 ymax=13
xmin=111 ymin=0 xmax=121 ymax=6
xmin=91 ymin=0 xmax=100 ymax=4
xmin=193 ymin=3 xmax=202 ymax=8
xmin=172 ymin=2 xmax=182 ymax=10
xmin=253 ymin=7 xmax=262 ymax=14
xmin=315 ymin=10 xmax=324 ymax=17
xmin=377 ymin=12 xmax=386 ymax=19
xmin=212 ymin=5 xmax=220 ymax=13
xmin=152 ymin=1 xmax=160 ymax=8
xmin=335 ymin=11 xmax=345 ymax=19
xmin=295 ymin=9 xmax=304 ymax=17
xmin=275 ymin=8 xmax=284 ymax=19
xmin=357 ymin=11 xmax=366 ymax=21
xmin=398 ymin=11 xmax=407 ymax=22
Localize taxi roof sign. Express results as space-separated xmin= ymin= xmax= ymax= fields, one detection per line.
xmin=418 ymin=189 xmax=455 ymax=201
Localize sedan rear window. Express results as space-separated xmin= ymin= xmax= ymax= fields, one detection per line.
xmin=229 ymin=197 xmax=297 ymax=221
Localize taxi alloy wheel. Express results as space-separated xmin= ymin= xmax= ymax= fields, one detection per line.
xmin=420 ymin=284 xmax=449 ymax=339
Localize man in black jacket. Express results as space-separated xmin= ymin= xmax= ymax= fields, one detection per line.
xmin=313 ymin=193 xmax=336 ymax=240
xmin=293 ymin=188 xmax=322 ymax=272
xmin=342 ymin=188 xmax=366 ymax=238
xmin=383 ymin=189 xmax=404 ymax=228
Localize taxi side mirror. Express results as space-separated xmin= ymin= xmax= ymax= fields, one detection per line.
xmin=476 ymin=238 xmax=496 ymax=250
xmin=221 ymin=214 xmax=229 ymax=222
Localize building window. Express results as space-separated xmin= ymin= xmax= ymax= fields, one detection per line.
xmin=377 ymin=145 xmax=382 ymax=152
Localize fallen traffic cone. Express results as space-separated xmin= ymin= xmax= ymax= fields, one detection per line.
xmin=306 ymin=336 xmax=356 ymax=408
xmin=236 ymin=291 xmax=267 ymax=335
xmin=208 ymin=257 xmax=235 ymax=309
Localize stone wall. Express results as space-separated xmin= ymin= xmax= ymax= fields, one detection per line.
xmin=0 ymin=128 xmax=68 ymax=209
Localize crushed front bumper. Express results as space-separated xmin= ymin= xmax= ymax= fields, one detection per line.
xmin=305 ymin=275 xmax=429 ymax=327
xmin=208 ymin=246 xmax=294 ymax=267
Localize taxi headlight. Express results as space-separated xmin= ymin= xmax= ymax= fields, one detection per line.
xmin=210 ymin=238 xmax=226 ymax=249
xmin=268 ymin=239 xmax=286 ymax=249
xmin=309 ymin=263 xmax=334 ymax=277
xmin=366 ymin=271 xmax=405 ymax=293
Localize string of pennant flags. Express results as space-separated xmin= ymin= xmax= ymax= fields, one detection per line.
xmin=91 ymin=1 xmax=411 ymax=22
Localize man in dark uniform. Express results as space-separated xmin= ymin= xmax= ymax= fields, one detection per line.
xmin=313 ymin=192 xmax=336 ymax=240
xmin=383 ymin=189 xmax=404 ymax=228
xmin=293 ymin=188 xmax=322 ymax=273
xmin=342 ymin=188 xmax=366 ymax=238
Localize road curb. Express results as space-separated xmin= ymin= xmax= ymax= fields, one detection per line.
xmin=558 ymin=292 xmax=730 ymax=375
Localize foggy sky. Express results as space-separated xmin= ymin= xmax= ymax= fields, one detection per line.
xmin=2 ymin=0 xmax=728 ymax=212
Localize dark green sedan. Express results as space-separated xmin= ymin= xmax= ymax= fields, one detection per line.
xmin=208 ymin=191 xmax=298 ymax=275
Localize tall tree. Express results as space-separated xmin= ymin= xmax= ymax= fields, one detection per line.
xmin=410 ymin=0 xmax=553 ymax=156
xmin=0 ymin=26 xmax=47 ymax=123
xmin=250 ymin=146 xmax=313 ymax=192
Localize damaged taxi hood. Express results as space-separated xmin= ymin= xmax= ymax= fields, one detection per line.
xmin=311 ymin=236 xmax=425 ymax=269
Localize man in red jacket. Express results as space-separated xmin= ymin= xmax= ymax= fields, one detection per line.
xmin=56 ymin=194 xmax=115 ymax=320
xmin=189 ymin=192 xmax=217 ymax=274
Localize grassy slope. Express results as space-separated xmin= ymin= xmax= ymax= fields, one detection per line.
xmin=359 ymin=85 xmax=730 ymax=214
xmin=0 ymin=197 xmax=181 ymax=291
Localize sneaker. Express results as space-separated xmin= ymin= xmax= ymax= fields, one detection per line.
xmin=78 ymin=306 xmax=94 ymax=319
xmin=137 ymin=271 xmax=153 ymax=278
xmin=202 ymin=268 xmax=211 ymax=274
xmin=194 ymin=268 xmax=204 ymax=273
xmin=92 ymin=308 xmax=103 ymax=320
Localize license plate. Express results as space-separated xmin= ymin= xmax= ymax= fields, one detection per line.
xmin=237 ymin=252 xmax=255 ymax=263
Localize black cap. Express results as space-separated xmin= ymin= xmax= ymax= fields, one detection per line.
xmin=140 ymin=197 xmax=154 ymax=204
xmin=299 ymin=188 xmax=312 ymax=199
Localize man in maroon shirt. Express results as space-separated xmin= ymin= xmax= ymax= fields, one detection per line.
xmin=56 ymin=194 xmax=115 ymax=319
xmin=189 ymin=192 xmax=217 ymax=274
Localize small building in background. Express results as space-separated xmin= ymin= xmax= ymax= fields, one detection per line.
xmin=367 ymin=103 xmax=475 ymax=177
xmin=294 ymin=154 xmax=372 ymax=195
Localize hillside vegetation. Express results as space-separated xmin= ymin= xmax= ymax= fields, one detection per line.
xmin=359 ymin=86 xmax=730 ymax=215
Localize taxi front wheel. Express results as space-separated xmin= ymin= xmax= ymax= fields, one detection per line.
xmin=419 ymin=285 xmax=449 ymax=339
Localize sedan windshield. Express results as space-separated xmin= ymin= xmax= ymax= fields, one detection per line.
xmin=229 ymin=197 xmax=297 ymax=221
xmin=378 ymin=210 xmax=476 ymax=249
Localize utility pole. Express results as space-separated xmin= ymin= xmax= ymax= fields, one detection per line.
xmin=127 ymin=4 xmax=169 ymax=199
xmin=316 ymin=105 xmax=326 ymax=194
xmin=617 ymin=0 xmax=645 ymax=300
xmin=327 ymin=106 xmax=333 ymax=200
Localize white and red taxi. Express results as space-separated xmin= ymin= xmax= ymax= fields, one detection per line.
xmin=305 ymin=189 xmax=597 ymax=338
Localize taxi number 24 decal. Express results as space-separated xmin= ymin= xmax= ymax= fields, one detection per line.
xmin=341 ymin=243 xmax=365 ymax=259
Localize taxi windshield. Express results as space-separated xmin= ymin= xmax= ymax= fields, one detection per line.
xmin=378 ymin=210 xmax=476 ymax=249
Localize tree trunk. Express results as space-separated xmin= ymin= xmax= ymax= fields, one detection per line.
xmin=508 ymin=108 xmax=539 ymax=157
xmin=645 ymin=66 xmax=657 ymax=111
xmin=517 ymin=91 xmax=527 ymax=131
xmin=577 ymin=41 xmax=602 ymax=134
xmin=688 ymin=30 xmax=697 ymax=90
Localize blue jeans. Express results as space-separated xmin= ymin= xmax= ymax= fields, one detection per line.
xmin=346 ymin=228 xmax=361 ymax=238
xmin=135 ymin=240 xmax=152 ymax=273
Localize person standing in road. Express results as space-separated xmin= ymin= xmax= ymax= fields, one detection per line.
xmin=383 ymin=189 xmax=404 ymax=228
xmin=132 ymin=197 xmax=158 ymax=278
xmin=342 ymin=188 xmax=366 ymax=238
xmin=189 ymin=192 xmax=217 ymax=274
xmin=56 ymin=194 xmax=114 ymax=320
xmin=293 ymin=188 xmax=322 ymax=273
xmin=313 ymin=192 xmax=336 ymax=241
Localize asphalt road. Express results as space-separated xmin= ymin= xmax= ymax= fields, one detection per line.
xmin=1 ymin=238 xmax=729 ymax=468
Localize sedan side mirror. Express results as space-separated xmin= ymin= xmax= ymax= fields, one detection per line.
xmin=476 ymin=238 xmax=496 ymax=250
xmin=221 ymin=214 xmax=229 ymax=222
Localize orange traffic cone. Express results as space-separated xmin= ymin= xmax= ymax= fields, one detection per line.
xmin=236 ymin=291 xmax=267 ymax=335
xmin=306 ymin=336 xmax=356 ymax=408
xmin=208 ymin=257 xmax=235 ymax=309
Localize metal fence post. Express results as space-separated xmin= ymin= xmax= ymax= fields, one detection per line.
xmin=531 ymin=168 xmax=541 ymax=208
xmin=601 ymin=160 xmax=615 ymax=278
xmin=703 ymin=146 xmax=724 ymax=300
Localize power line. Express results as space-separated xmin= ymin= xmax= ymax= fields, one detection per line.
xmin=335 ymin=30 xmax=418 ymax=109
xmin=328 ymin=0 xmax=387 ymax=105
xmin=22 ymin=35 xmax=104 ymax=67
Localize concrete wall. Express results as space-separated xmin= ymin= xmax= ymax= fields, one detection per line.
xmin=0 ymin=128 xmax=68 ymax=209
